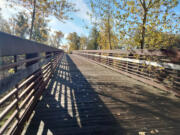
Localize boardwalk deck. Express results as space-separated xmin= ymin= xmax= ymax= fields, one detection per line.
xmin=22 ymin=54 xmax=180 ymax=135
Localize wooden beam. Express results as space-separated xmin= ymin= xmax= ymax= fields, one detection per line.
xmin=0 ymin=32 xmax=62 ymax=56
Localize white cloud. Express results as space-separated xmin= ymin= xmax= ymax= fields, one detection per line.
xmin=48 ymin=16 xmax=84 ymax=34
xmin=48 ymin=16 xmax=87 ymax=44
xmin=72 ymin=0 xmax=92 ymax=22
xmin=0 ymin=0 xmax=29 ymax=19
xmin=71 ymin=0 xmax=99 ymax=26
xmin=0 ymin=0 xmax=15 ymax=18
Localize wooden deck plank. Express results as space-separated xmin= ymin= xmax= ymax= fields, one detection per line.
xmin=22 ymin=54 xmax=180 ymax=135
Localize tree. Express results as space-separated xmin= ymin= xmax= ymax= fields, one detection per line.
xmin=9 ymin=0 xmax=77 ymax=39
xmin=67 ymin=32 xmax=80 ymax=52
xmin=90 ymin=0 xmax=116 ymax=49
xmin=124 ymin=26 xmax=176 ymax=49
xmin=114 ymin=0 xmax=180 ymax=49
xmin=80 ymin=36 xmax=88 ymax=50
xmin=97 ymin=19 xmax=119 ymax=50
xmin=13 ymin=12 xmax=29 ymax=38
xmin=145 ymin=28 xmax=177 ymax=49
xmin=31 ymin=16 xmax=49 ymax=43
xmin=87 ymin=26 xmax=99 ymax=50
xmin=50 ymin=31 xmax=64 ymax=48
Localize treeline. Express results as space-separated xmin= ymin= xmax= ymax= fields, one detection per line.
xmin=68 ymin=0 xmax=180 ymax=52
xmin=67 ymin=26 xmax=120 ymax=53
xmin=0 ymin=10 xmax=64 ymax=48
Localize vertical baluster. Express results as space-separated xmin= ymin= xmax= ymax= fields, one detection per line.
xmin=106 ymin=53 xmax=108 ymax=65
xmin=14 ymin=55 xmax=20 ymax=124
xmin=99 ymin=52 xmax=101 ymax=63
xmin=126 ymin=54 xmax=128 ymax=71
xmin=108 ymin=53 xmax=112 ymax=66
xmin=128 ymin=53 xmax=133 ymax=73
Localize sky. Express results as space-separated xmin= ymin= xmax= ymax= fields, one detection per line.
xmin=174 ymin=1 xmax=180 ymax=14
xmin=48 ymin=0 xmax=92 ymax=38
xmin=0 ymin=0 xmax=180 ymax=45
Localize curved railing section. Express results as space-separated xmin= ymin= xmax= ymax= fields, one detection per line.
xmin=0 ymin=32 xmax=64 ymax=135
xmin=73 ymin=49 xmax=180 ymax=96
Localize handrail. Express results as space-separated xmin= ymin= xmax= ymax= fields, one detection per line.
xmin=74 ymin=49 xmax=180 ymax=58
xmin=73 ymin=49 xmax=180 ymax=96
xmin=81 ymin=53 xmax=180 ymax=70
xmin=0 ymin=31 xmax=60 ymax=56
xmin=0 ymin=32 xmax=64 ymax=135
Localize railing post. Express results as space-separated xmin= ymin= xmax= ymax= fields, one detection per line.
xmin=14 ymin=55 xmax=20 ymax=124
xmin=138 ymin=54 xmax=143 ymax=75
xmin=14 ymin=55 xmax=17 ymax=72
xmin=109 ymin=53 xmax=113 ymax=66
xmin=99 ymin=52 xmax=101 ymax=62
xmin=128 ymin=53 xmax=133 ymax=72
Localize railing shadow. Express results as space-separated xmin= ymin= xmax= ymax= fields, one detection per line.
xmin=23 ymin=54 xmax=124 ymax=135
xmin=90 ymin=81 xmax=180 ymax=134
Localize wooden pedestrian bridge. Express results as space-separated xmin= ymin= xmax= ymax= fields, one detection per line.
xmin=0 ymin=32 xmax=180 ymax=135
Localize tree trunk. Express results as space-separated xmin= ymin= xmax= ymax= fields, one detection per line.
xmin=141 ymin=6 xmax=147 ymax=49
xmin=29 ymin=0 xmax=36 ymax=40
xmin=107 ymin=15 xmax=112 ymax=50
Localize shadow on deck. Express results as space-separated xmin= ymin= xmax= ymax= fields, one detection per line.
xmin=22 ymin=54 xmax=180 ymax=135
xmin=22 ymin=55 xmax=124 ymax=135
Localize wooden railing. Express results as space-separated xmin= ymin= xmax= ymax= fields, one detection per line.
xmin=73 ymin=49 xmax=180 ymax=96
xmin=0 ymin=32 xmax=64 ymax=135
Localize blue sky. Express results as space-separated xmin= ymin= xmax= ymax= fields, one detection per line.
xmin=48 ymin=0 xmax=92 ymax=38
xmin=0 ymin=0 xmax=180 ymax=45
xmin=174 ymin=0 xmax=180 ymax=14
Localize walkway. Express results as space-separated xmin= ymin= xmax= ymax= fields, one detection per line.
xmin=22 ymin=54 xmax=180 ymax=135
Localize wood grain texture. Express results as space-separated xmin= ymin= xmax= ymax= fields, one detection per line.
xmin=22 ymin=54 xmax=180 ymax=135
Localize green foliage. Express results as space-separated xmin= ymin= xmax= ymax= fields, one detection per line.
xmin=9 ymin=0 xmax=77 ymax=39
xmin=97 ymin=19 xmax=119 ymax=50
xmin=87 ymin=27 xmax=99 ymax=50
xmin=114 ymin=0 xmax=180 ymax=49
xmin=89 ymin=0 xmax=116 ymax=49
xmin=32 ymin=16 xmax=49 ymax=43
xmin=10 ymin=0 xmax=78 ymax=21
xmin=0 ymin=10 xmax=50 ymax=45
xmin=67 ymin=32 xmax=80 ymax=52
xmin=80 ymin=36 xmax=88 ymax=50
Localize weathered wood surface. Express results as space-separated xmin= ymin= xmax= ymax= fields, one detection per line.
xmin=22 ymin=54 xmax=180 ymax=135
xmin=0 ymin=31 xmax=61 ymax=56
